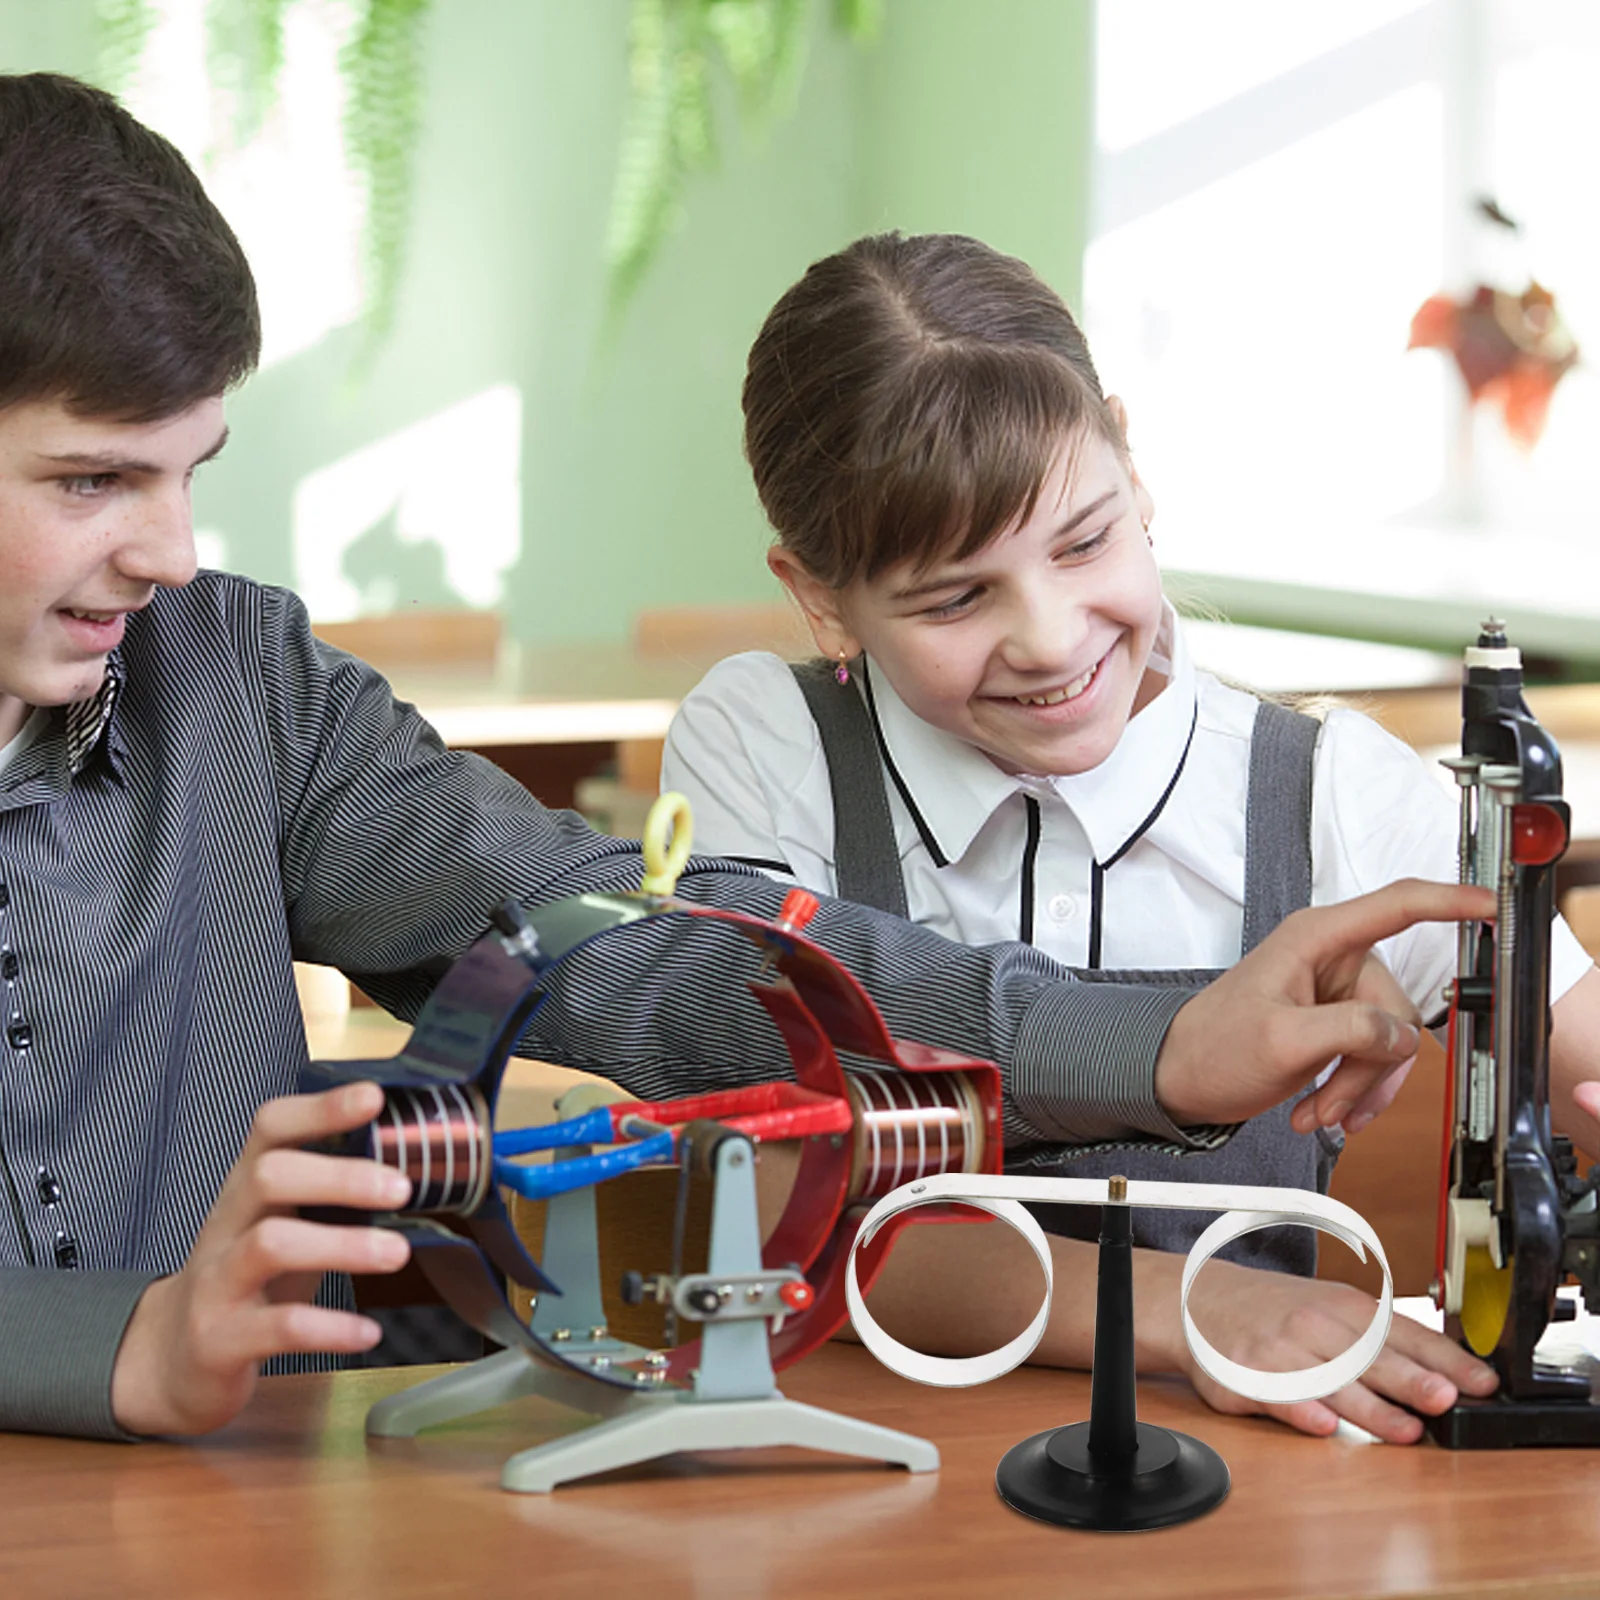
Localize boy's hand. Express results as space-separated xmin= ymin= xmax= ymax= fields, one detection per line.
xmin=110 ymin=1082 xmax=411 ymax=1438
xmin=1180 ymin=1258 xmax=1498 ymax=1442
xmin=1156 ymin=879 xmax=1494 ymax=1130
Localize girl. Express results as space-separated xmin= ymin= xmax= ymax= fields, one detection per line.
xmin=663 ymin=232 xmax=1600 ymax=1442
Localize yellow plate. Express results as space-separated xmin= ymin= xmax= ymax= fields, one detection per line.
xmin=1460 ymin=1243 xmax=1512 ymax=1357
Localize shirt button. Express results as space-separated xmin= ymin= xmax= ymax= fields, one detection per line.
xmin=6 ymin=1021 xmax=31 ymax=1050
xmin=54 ymin=1235 xmax=80 ymax=1269
xmin=0 ymin=951 xmax=16 ymax=980
xmin=1047 ymin=893 xmax=1077 ymax=922
xmin=36 ymin=1170 xmax=62 ymax=1206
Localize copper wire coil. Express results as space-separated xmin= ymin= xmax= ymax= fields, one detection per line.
xmin=367 ymin=1083 xmax=491 ymax=1215
xmin=844 ymin=1069 xmax=985 ymax=1202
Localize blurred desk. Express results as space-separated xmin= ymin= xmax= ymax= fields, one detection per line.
xmin=387 ymin=643 xmax=732 ymax=811
xmin=4 ymin=1345 xmax=1599 ymax=1599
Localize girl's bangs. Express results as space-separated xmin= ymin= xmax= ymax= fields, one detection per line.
xmin=858 ymin=350 xmax=1099 ymax=581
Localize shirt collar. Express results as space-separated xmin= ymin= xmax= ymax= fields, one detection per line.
xmin=64 ymin=652 xmax=126 ymax=776
xmin=861 ymin=601 xmax=1197 ymax=867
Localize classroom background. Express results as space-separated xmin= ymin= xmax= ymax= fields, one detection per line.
xmin=6 ymin=0 xmax=1597 ymax=683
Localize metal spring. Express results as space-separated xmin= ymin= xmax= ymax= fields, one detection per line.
xmin=844 ymin=1068 xmax=985 ymax=1202
xmin=366 ymin=1083 xmax=492 ymax=1215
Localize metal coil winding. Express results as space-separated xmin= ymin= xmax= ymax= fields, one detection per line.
xmin=367 ymin=1083 xmax=492 ymax=1215
xmin=844 ymin=1068 xmax=985 ymax=1202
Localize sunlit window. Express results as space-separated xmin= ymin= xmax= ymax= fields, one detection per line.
xmin=1087 ymin=0 xmax=1600 ymax=626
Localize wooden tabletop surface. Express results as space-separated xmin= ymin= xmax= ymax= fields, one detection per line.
xmin=4 ymin=1343 xmax=1596 ymax=1600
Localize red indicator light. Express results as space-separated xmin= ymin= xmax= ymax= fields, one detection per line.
xmin=778 ymin=1280 xmax=814 ymax=1311
xmin=1510 ymin=803 xmax=1568 ymax=866
xmin=778 ymin=889 xmax=820 ymax=933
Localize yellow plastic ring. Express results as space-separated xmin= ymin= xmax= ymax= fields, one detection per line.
xmin=640 ymin=791 xmax=694 ymax=897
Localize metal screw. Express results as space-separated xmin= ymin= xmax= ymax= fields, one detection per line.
xmin=1109 ymin=1175 xmax=1128 ymax=1202
xmin=590 ymin=1355 xmax=611 ymax=1370
xmin=549 ymin=1327 xmax=571 ymax=1342
xmin=745 ymin=1285 xmax=764 ymax=1303
xmin=587 ymin=1324 xmax=608 ymax=1341
xmin=910 ymin=1182 xmax=925 ymax=1194
xmin=728 ymin=1150 xmax=746 ymax=1167
xmin=645 ymin=1351 xmax=668 ymax=1368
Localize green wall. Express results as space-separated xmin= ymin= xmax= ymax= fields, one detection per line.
xmin=0 ymin=0 xmax=1094 ymax=645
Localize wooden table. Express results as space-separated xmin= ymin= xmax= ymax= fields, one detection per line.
xmin=386 ymin=644 xmax=721 ymax=810
xmin=3 ymin=1345 xmax=1595 ymax=1599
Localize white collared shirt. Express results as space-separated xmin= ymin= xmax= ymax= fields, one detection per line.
xmin=662 ymin=608 xmax=1592 ymax=1013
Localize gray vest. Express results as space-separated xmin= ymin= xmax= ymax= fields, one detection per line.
xmin=790 ymin=659 xmax=1339 ymax=1275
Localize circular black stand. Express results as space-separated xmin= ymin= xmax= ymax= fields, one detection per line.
xmin=997 ymin=1419 xmax=1229 ymax=1532
xmin=994 ymin=1197 xmax=1230 ymax=1531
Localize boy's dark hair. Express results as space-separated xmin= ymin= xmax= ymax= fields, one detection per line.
xmin=0 ymin=72 xmax=260 ymax=420
xmin=743 ymin=231 xmax=1126 ymax=589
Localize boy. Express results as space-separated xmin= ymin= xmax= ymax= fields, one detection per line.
xmin=0 ymin=71 xmax=1479 ymax=1443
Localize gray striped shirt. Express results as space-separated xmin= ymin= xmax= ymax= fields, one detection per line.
xmin=0 ymin=572 xmax=1204 ymax=1437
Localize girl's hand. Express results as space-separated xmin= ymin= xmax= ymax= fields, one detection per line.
xmin=1180 ymin=1259 xmax=1498 ymax=1443
xmin=110 ymin=1083 xmax=412 ymax=1438
xmin=1156 ymin=879 xmax=1494 ymax=1131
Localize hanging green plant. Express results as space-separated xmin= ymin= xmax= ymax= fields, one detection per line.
xmin=92 ymin=0 xmax=432 ymax=365
xmin=92 ymin=0 xmax=159 ymax=97
xmin=605 ymin=0 xmax=884 ymax=315
xmin=338 ymin=0 xmax=432 ymax=355
xmin=92 ymin=0 xmax=880 ymax=355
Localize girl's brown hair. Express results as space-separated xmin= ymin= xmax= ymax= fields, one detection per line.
xmin=743 ymin=231 xmax=1125 ymax=589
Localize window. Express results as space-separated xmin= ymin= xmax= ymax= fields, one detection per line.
xmin=1086 ymin=0 xmax=1600 ymax=662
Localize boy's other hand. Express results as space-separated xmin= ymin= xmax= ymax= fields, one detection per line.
xmin=1155 ymin=879 xmax=1494 ymax=1130
xmin=1181 ymin=1258 xmax=1497 ymax=1442
xmin=110 ymin=1083 xmax=411 ymax=1438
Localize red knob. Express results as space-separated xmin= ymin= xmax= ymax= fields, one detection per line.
xmin=778 ymin=889 xmax=820 ymax=933
xmin=778 ymin=1279 xmax=814 ymax=1311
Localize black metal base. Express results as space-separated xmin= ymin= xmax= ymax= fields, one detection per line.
xmin=996 ymin=1420 xmax=1230 ymax=1532
xmin=1426 ymin=1393 xmax=1600 ymax=1449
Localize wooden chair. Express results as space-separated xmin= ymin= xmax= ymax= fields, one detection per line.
xmin=631 ymin=599 xmax=812 ymax=662
xmin=312 ymin=608 xmax=503 ymax=675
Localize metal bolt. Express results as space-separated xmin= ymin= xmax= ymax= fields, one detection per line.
xmin=588 ymin=1324 xmax=608 ymax=1341
xmin=645 ymin=1351 xmax=668 ymax=1368
xmin=1428 ymin=1276 xmax=1443 ymax=1304
xmin=910 ymin=1182 xmax=925 ymax=1194
xmin=745 ymin=1285 xmax=765 ymax=1303
xmin=590 ymin=1355 xmax=611 ymax=1370
xmin=1108 ymin=1175 xmax=1128 ymax=1202
xmin=728 ymin=1150 xmax=746 ymax=1167
xmin=549 ymin=1327 xmax=571 ymax=1343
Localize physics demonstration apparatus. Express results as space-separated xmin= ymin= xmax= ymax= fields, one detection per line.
xmin=1428 ymin=619 xmax=1600 ymax=1446
xmin=307 ymin=620 xmax=1597 ymax=1528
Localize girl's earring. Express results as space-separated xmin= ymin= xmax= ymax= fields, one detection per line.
xmin=834 ymin=650 xmax=851 ymax=687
